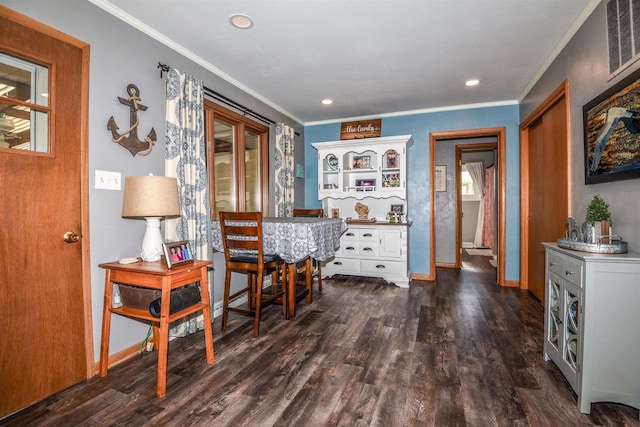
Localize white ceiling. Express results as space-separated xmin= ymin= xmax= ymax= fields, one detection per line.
xmin=92 ymin=0 xmax=598 ymax=125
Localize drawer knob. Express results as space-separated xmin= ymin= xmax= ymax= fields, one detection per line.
xmin=333 ymin=261 xmax=343 ymax=266
xmin=363 ymin=233 xmax=373 ymax=237
xmin=565 ymin=270 xmax=573 ymax=276
xmin=550 ymin=262 xmax=558 ymax=267
xmin=363 ymin=247 xmax=373 ymax=251
xmin=346 ymin=232 xmax=355 ymax=237
xmin=376 ymin=264 xmax=386 ymax=269
xmin=346 ymin=246 xmax=355 ymax=251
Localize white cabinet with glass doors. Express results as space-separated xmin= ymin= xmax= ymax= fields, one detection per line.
xmin=542 ymin=243 xmax=640 ymax=417
xmin=312 ymin=135 xmax=411 ymax=200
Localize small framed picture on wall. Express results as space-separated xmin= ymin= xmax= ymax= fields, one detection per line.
xmin=435 ymin=165 xmax=447 ymax=192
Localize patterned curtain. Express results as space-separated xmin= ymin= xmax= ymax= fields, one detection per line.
xmin=164 ymin=68 xmax=209 ymax=336
xmin=482 ymin=165 xmax=495 ymax=250
xmin=274 ymin=123 xmax=295 ymax=217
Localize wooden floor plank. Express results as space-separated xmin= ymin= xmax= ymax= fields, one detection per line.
xmin=2 ymin=254 xmax=639 ymax=426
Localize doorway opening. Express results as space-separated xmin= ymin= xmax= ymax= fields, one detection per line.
xmin=459 ymin=146 xmax=498 ymax=271
xmin=428 ymin=127 xmax=506 ymax=285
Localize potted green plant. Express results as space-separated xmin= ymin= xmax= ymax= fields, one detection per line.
xmin=586 ymin=195 xmax=612 ymax=243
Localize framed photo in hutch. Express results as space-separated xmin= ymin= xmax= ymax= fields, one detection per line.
xmin=385 ymin=150 xmax=398 ymax=169
xmin=352 ymin=155 xmax=370 ymax=169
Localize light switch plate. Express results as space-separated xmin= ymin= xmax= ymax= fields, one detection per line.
xmin=95 ymin=170 xmax=121 ymax=190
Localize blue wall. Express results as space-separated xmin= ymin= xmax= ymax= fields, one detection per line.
xmin=304 ymin=105 xmax=521 ymax=281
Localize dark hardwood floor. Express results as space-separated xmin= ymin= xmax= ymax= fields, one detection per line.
xmin=3 ymin=256 xmax=639 ymax=426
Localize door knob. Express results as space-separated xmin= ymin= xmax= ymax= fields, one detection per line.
xmin=63 ymin=231 xmax=81 ymax=243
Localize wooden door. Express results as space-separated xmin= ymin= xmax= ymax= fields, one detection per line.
xmin=522 ymin=91 xmax=568 ymax=301
xmin=526 ymin=118 xmax=546 ymax=299
xmin=0 ymin=8 xmax=90 ymax=417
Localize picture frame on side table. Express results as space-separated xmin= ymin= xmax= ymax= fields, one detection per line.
xmin=163 ymin=240 xmax=194 ymax=268
xmin=435 ymin=165 xmax=447 ymax=192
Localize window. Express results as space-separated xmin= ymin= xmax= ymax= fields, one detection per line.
xmin=461 ymin=165 xmax=482 ymax=201
xmin=0 ymin=52 xmax=49 ymax=152
xmin=460 ymin=166 xmax=475 ymax=196
xmin=204 ymin=100 xmax=269 ymax=219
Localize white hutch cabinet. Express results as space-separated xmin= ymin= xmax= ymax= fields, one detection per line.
xmin=312 ymin=135 xmax=413 ymax=288
xmin=542 ymin=243 xmax=640 ymax=417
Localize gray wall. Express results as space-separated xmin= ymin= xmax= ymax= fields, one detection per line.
xmin=3 ymin=0 xmax=303 ymax=359
xmin=520 ymin=2 xmax=640 ymax=252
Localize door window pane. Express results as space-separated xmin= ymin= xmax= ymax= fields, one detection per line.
xmin=213 ymin=118 xmax=235 ymax=217
xmin=244 ymin=130 xmax=261 ymax=212
xmin=0 ymin=53 xmax=49 ymax=152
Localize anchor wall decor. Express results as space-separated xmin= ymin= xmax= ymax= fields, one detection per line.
xmin=107 ymin=83 xmax=156 ymax=156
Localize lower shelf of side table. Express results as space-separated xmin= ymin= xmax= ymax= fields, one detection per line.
xmin=111 ymin=302 xmax=209 ymax=323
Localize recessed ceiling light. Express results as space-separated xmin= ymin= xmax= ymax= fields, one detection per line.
xmin=465 ymin=79 xmax=480 ymax=87
xmin=321 ymin=99 xmax=333 ymax=105
xmin=229 ymin=14 xmax=253 ymax=29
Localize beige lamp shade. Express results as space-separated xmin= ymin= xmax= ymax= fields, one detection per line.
xmin=122 ymin=175 xmax=181 ymax=218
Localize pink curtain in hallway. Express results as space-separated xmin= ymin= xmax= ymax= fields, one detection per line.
xmin=482 ymin=165 xmax=495 ymax=250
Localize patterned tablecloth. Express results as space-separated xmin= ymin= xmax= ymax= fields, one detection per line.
xmin=211 ymin=217 xmax=347 ymax=264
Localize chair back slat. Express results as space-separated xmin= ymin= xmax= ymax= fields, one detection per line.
xmin=292 ymin=208 xmax=324 ymax=218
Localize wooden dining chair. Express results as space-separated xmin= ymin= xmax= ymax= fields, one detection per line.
xmin=219 ymin=211 xmax=287 ymax=337
xmin=292 ymin=208 xmax=324 ymax=300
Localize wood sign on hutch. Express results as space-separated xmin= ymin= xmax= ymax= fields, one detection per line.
xmin=312 ymin=134 xmax=413 ymax=287
xmin=340 ymin=119 xmax=382 ymax=140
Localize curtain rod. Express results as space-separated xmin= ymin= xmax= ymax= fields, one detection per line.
xmin=157 ymin=62 xmax=276 ymax=126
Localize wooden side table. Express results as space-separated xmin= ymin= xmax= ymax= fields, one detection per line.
xmin=99 ymin=259 xmax=214 ymax=398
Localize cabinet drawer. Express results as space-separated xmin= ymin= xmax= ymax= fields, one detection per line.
xmin=562 ymin=257 xmax=583 ymax=287
xmin=358 ymin=242 xmax=379 ymax=257
xmin=357 ymin=228 xmax=378 ymax=242
xmin=341 ymin=243 xmax=358 ymax=256
xmin=343 ymin=228 xmax=378 ymax=242
xmin=341 ymin=242 xmax=379 ymax=257
xmin=548 ymin=250 xmax=583 ymax=288
xmin=547 ymin=251 xmax=564 ymax=276
xmin=325 ymin=257 xmax=359 ymax=272
xmin=342 ymin=230 xmax=358 ymax=241
xmin=360 ymin=259 xmax=404 ymax=276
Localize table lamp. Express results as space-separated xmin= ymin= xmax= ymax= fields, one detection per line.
xmin=122 ymin=175 xmax=180 ymax=262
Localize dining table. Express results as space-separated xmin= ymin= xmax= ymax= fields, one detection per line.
xmin=211 ymin=216 xmax=346 ymax=316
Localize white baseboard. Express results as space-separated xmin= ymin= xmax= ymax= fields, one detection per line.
xmin=212 ymin=294 xmax=247 ymax=320
xmin=211 ymin=275 xmax=272 ymax=320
